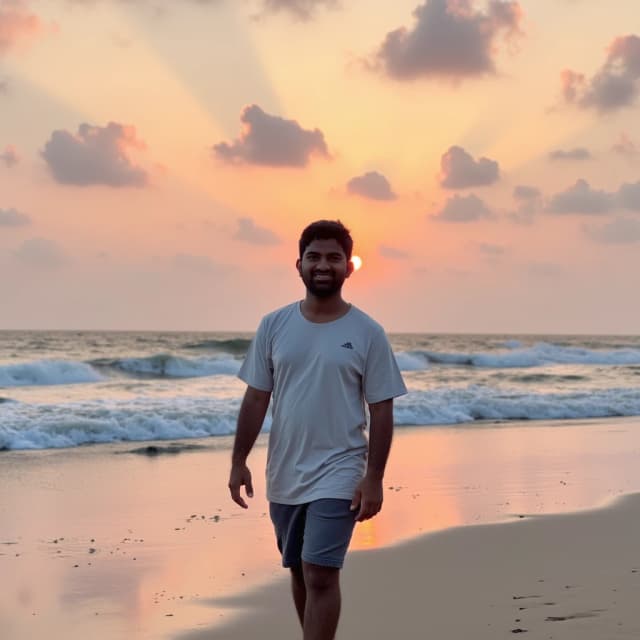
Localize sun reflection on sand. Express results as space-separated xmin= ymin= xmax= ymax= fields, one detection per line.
xmin=4 ymin=420 xmax=640 ymax=639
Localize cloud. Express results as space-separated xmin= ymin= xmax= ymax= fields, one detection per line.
xmin=13 ymin=237 xmax=67 ymax=268
xmin=172 ymin=253 xmax=229 ymax=274
xmin=346 ymin=171 xmax=397 ymax=201
xmin=41 ymin=122 xmax=148 ymax=187
xmin=379 ymin=244 xmax=409 ymax=259
xmin=233 ymin=217 xmax=280 ymax=245
xmin=478 ymin=242 xmax=505 ymax=255
xmin=513 ymin=184 xmax=540 ymax=200
xmin=1 ymin=145 xmax=19 ymax=167
xmin=0 ymin=0 xmax=46 ymax=56
xmin=508 ymin=200 xmax=538 ymax=225
xmin=617 ymin=181 xmax=640 ymax=211
xmin=547 ymin=179 xmax=640 ymax=215
xmin=213 ymin=104 xmax=329 ymax=168
xmin=431 ymin=193 xmax=493 ymax=222
xmin=548 ymin=147 xmax=591 ymax=161
xmin=510 ymin=184 xmax=541 ymax=224
xmin=547 ymin=179 xmax=615 ymax=215
xmin=584 ymin=217 xmax=640 ymax=244
xmin=258 ymin=0 xmax=339 ymax=21
xmin=0 ymin=207 xmax=31 ymax=227
xmin=439 ymin=145 xmax=499 ymax=189
xmin=374 ymin=0 xmax=524 ymax=81
xmin=612 ymin=132 xmax=639 ymax=158
xmin=561 ymin=34 xmax=640 ymax=112
xmin=525 ymin=261 xmax=563 ymax=277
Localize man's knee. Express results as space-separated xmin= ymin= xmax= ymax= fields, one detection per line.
xmin=302 ymin=561 xmax=340 ymax=592
xmin=290 ymin=563 xmax=305 ymax=583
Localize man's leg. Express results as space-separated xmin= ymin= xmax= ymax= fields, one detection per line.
xmin=302 ymin=561 xmax=341 ymax=640
xmin=290 ymin=563 xmax=306 ymax=627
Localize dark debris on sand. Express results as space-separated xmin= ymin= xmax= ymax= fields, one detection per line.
xmin=120 ymin=443 xmax=208 ymax=456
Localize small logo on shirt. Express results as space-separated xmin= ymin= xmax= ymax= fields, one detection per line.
xmin=341 ymin=342 xmax=354 ymax=349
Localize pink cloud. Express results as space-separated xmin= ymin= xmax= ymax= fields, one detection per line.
xmin=1 ymin=144 xmax=19 ymax=167
xmin=561 ymin=34 xmax=640 ymax=112
xmin=0 ymin=0 xmax=46 ymax=56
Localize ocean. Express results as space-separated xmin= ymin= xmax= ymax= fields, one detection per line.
xmin=1 ymin=330 xmax=640 ymax=451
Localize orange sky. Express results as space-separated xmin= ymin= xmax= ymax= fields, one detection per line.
xmin=0 ymin=0 xmax=639 ymax=332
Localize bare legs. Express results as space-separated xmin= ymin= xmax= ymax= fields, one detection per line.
xmin=290 ymin=564 xmax=306 ymax=626
xmin=290 ymin=562 xmax=341 ymax=640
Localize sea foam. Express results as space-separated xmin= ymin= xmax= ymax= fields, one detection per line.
xmin=0 ymin=360 xmax=103 ymax=388
xmin=396 ymin=342 xmax=640 ymax=371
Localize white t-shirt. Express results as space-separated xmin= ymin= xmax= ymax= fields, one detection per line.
xmin=238 ymin=302 xmax=407 ymax=504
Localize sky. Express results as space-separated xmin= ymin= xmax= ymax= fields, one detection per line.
xmin=0 ymin=0 xmax=639 ymax=333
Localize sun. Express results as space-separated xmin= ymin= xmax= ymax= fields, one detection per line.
xmin=351 ymin=255 xmax=363 ymax=271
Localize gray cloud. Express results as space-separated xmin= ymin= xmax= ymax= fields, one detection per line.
xmin=561 ymin=34 xmax=640 ymax=112
xmin=439 ymin=145 xmax=499 ymax=189
xmin=584 ymin=217 xmax=640 ymax=244
xmin=510 ymin=184 xmax=542 ymax=224
xmin=233 ymin=217 xmax=280 ymax=245
xmin=1 ymin=145 xmax=19 ymax=167
xmin=432 ymin=193 xmax=493 ymax=222
xmin=508 ymin=200 xmax=538 ymax=225
xmin=379 ymin=244 xmax=409 ymax=259
xmin=547 ymin=179 xmax=640 ymax=215
xmin=213 ymin=104 xmax=329 ymax=168
xmin=612 ymin=133 xmax=639 ymax=158
xmin=374 ymin=0 xmax=523 ymax=81
xmin=172 ymin=253 xmax=229 ymax=274
xmin=347 ymin=171 xmax=397 ymax=201
xmin=617 ymin=181 xmax=640 ymax=211
xmin=0 ymin=0 xmax=45 ymax=56
xmin=548 ymin=147 xmax=591 ymax=161
xmin=258 ymin=0 xmax=339 ymax=21
xmin=13 ymin=237 xmax=67 ymax=268
xmin=513 ymin=184 xmax=540 ymax=200
xmin=0 ymin=207 xmax=31 ymax=227
xmin=41 ymin=122 xmax=148 ymax=187
xmin=478 ymin=242 xmax=505 ymax=256
xmin=547 ymin=179 xmax=615 ymax=215
xmin=525 ymin=261 xmax=564 ymax=277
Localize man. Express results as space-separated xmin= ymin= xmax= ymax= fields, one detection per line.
xmin=228 ymin=219 xmax=407 ymax=640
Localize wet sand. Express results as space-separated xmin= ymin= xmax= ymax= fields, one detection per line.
xmin=1 ymin=417 xmax=640 ymax=639
xmin=193 ymin=493 xmax=640 ymax=639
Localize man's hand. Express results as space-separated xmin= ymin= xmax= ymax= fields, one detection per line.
xmin=350 ymin=474 xmax=383 ymax=522
xmin=228 ymin=463 xmax=254 ymax=509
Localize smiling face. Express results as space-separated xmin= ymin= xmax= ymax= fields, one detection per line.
xmin=296 ymin=238 xmax=354 ymax=298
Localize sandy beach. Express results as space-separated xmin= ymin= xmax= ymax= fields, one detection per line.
xmin=2 ymin=417 xmax=640 ymax=639
xmin=195 ymin=492 xmax=640 ymax=639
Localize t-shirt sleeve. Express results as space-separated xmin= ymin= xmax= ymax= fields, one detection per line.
xmin=363 ymin=326 xmax=407 ymax=404
xmin=238 ymin=317 xmax=274 ymax=392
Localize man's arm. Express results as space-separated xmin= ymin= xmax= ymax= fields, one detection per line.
xmin=350 ymin=398 xmax=394 ymax=522
xmin=228 ymin=385 xmax=271 ymax=509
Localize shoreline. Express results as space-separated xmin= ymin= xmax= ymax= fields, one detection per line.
xmin=2 ymin=416 xmax=640 ymax=639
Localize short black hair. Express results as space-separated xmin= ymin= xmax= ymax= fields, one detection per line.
xmin=298 ymin=220 xmax=353 ymax=260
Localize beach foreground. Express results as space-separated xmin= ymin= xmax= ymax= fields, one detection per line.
xmin=2 ymin=418 xmax=640 ymax=639
xmin=194 ymin=493 xmax=640 ymax=639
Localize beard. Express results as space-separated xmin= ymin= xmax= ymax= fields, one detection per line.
xmin=300 ymin=272 xmax=345 ymax=298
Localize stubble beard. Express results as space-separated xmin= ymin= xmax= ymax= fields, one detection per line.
xmin=301 ymin=273 xmax=345 ymax=298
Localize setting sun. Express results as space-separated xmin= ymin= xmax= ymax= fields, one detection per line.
xmin=351 ymin=256 xmax=363 ymax=271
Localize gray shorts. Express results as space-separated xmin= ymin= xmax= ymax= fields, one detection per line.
xmin=269 ymin=499 xmax=357 ymax=569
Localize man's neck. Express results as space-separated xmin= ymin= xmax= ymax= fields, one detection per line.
xmin=300 ymin=293 xmax=351 ymax=323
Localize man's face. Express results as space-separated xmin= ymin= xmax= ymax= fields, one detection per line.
xmin=296 ymin=238 xmax=353 ymax=298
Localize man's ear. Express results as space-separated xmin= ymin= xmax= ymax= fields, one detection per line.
xmin=346 ymin=259 xmax=355 ymax=278
xmin=295 ymin=258 xmax=302 ymax=276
